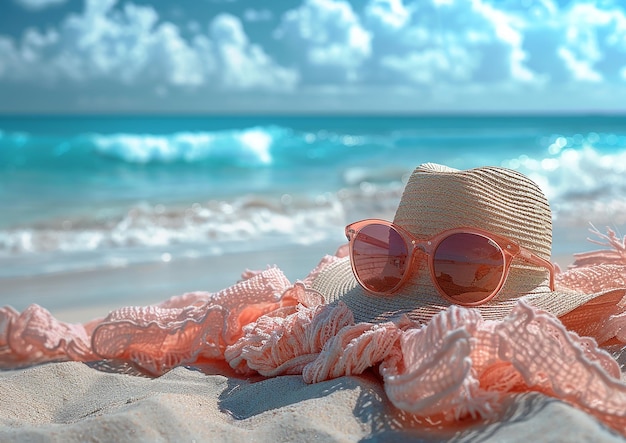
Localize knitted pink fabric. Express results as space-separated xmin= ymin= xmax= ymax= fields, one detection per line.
xmin=1 ymin=228 xmax=626 ymax=435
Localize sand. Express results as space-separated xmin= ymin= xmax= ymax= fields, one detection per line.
xmin=0 ymin=244 xmax=576 ymax=324
xmin=0 ymin=361 xmax=624 ymax=443
xmin=0 ymin=242 xmax=340 ymax=323
xmin=2 ymin=244 xmax=622 ymax=442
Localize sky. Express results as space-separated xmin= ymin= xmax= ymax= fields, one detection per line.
xmin=1 ymin=0 xmax=625 ymax=114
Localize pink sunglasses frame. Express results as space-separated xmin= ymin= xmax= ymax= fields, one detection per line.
xmin=345 ymin=219 xmax=556 ymax=306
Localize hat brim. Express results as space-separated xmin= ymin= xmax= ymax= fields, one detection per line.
xmin=311 ymin=256 xmax=616 ymax=323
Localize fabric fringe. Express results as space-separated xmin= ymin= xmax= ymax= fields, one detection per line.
xmin=0 ymin=229 xmax=626 ymax=435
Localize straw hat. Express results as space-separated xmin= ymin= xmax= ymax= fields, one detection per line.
xmin=312 ymin=163 xmax=613 ymax=323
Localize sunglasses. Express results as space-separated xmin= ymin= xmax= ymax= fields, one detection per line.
xmin=345 ymin=219 xmax=555 ymax=306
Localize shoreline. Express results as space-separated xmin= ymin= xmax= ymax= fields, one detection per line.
xmin=0 ymin=245 xmax=575 ymax=325
xmin=0 ymin=242 xmax=341 ymax=323
xmin=0 ymin=243 xmax=622 ymax=442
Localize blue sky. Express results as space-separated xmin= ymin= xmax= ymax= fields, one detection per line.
xmin=1 ymin=0 xmax=625 ymax=113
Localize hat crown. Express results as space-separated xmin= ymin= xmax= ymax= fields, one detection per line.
xmin=312 ymin=163 xmax=608 ymax=324
xmin=394 ymin=163 xmax=552 ymax=260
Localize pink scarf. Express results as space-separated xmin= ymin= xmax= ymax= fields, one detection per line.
xmin=2 ymin=227 xmax=626 ymax=435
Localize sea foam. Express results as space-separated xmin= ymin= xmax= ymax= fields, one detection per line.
xmin=91 ymin=127 xmax=288 ymax=165
xmin=2 ymin=118 xmax=626 ymax=279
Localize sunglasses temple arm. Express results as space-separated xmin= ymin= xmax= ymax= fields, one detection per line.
xmin=518 ymin=248 xmax=556 ymax=291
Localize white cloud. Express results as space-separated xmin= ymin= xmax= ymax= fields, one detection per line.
xmin=359 ymin=0 xmax=626 ymax=90
xmin=363 ymin=0 xmax=409 ymax=30
xmin=363 ymin=0 xmax=538 ymax=86
xmin=381 ymin=46 xmax=477 ymax=84
xmin=275 ymin=0 xmax=372 ymax=82
xmin=243 ymin=8 xmax=273 ymax=22
xmin=0 ymin=0 xmax=297 ymax=92
xmin=210 ymin=14 xmax=298 ymax=89
xmin=473 ymin=1 xmax=535 ymax=82
xmin=2 ymin=0 xmax=626 ymax=112
xmin=0 ymin=38 xmax=19 ymax=78
xmin=557 ymin=3 xmax=626 ymax=82
xmin=558 ymin=47 xmax=602 ymax=82
xmin=13 ymin=0 xmax=67 ymax=11
xmin=151 ymin=23 xmax=206 ymax=87
xmin=512 ymin=0 xmax=626 ymax=83
xmin=53 ymin=2 xmax=163 ymax=83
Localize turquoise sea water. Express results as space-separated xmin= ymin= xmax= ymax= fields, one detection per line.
xmin=1 ymin=114 xmax=625 ymax=280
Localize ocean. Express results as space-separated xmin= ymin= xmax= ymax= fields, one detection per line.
xmin=1 ymin=114 xmax=625 ymax=294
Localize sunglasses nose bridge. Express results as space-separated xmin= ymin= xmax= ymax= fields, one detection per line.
xmin=413 ymin=238 xmax=434 ymax=255
xmin=409 ymin=239 xmax=432 ymax=272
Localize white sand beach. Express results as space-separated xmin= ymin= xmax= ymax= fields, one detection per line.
xmin=0 ymin=243 xmax=340 ymax=323
xmin=2 ymin=5 xmax=626 ymax=437
xmin=0 ymin=242 xmax=577 ymax=324
xmin=0 ymin=361 xmax=624 ymax=443
xmin=1 ymin=243 xmax=623 ymax=442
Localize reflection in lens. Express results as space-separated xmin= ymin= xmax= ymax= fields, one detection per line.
xmin=433 ymin=233 xmax=504 ymax=304
xmin=352 ymin=223 xmax=408 ymax=293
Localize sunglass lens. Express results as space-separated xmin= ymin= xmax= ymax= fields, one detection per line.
xmin=433 ymin=233 xmax=504 ymax=304
xmin=352 ymin=223 xmax=409 ymax=294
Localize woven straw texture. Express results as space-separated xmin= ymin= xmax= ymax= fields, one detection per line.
xmin=312 ymin=163 xmax=613 ymax=323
